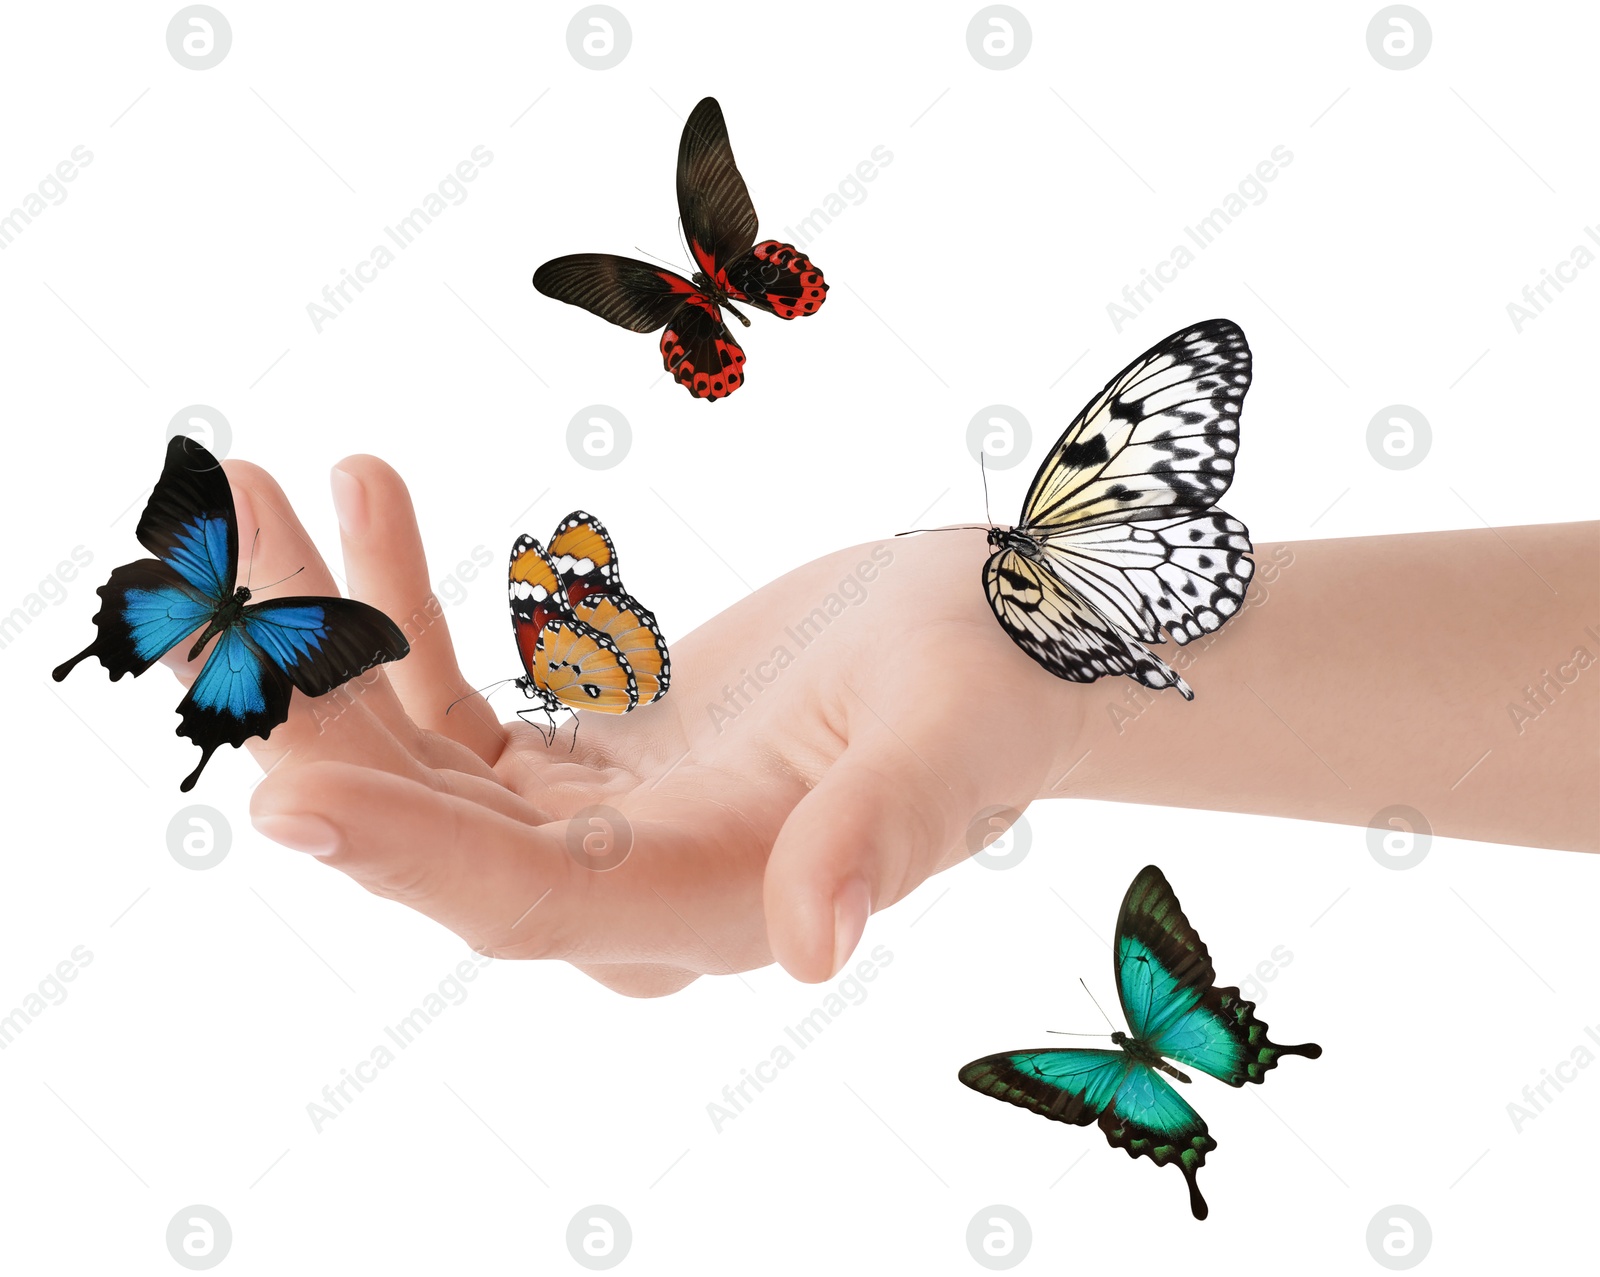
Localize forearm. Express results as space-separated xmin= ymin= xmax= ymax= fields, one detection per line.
xmin=1051 ymin=522 xmax=1600 ymax=853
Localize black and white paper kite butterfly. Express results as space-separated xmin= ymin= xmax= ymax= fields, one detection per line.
xmin=983 ymin=319 xmax=1255 ymax=699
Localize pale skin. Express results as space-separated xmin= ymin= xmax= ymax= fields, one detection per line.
xmin=162 ymin=457 xmax=1599 ymax=997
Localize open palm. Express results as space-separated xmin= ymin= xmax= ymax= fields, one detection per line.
xmin=181 ymin=456 xmax=1088 ymax=997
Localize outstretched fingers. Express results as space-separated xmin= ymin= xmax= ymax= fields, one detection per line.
xmin=250 ymin=760 xmax=754 ymax=970
xmin=252 ymin=761 xmax=577 ymax=955
xmin=161 ymin=462 xmax=436 ymax=782
xmin=330 ymin=456 xmax=507 ymax=763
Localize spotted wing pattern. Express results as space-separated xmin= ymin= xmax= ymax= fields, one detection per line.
xmin=726 ymin=241 xmax=828 ymax=319
xmin=983 ymin=320 xmax=1256 ymax=698
xmin=508 ymin=533 xmax=570 ymax=683
xmin=1019 ymin=320 xmax=1251 ymax=528
xmin=531 ymin=98 xmax=822 ymax=400
xmin=506 ymin=523 xmax=670 ymax=720
xmin=533 ymin=618 xmax=638 ymax=714
xmin=548 ymin=511 xmax=621 ymax=608
xmin=660 ymin=297 xmax=747 ymax=399
xmin=573 ymin=594 xmax=670 ymax=704
xmin=984 ymin=545 xmax=1193 ymax=698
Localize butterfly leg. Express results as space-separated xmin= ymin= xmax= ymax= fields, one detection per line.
xmin=515 ymin=706 xmax=557 ymax=747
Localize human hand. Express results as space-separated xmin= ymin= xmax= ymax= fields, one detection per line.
xmin=181 ymin=456 xmax=1093 ymax=997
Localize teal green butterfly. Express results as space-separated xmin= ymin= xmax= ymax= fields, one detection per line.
xmin=959 ymin=865 xmax=1321 ymax=1220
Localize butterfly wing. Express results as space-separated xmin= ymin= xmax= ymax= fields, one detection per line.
xmin=53 ymin=560 xmax=215 ymax=683
xmin=173 ymin=626 xmax=291 ymax=792
xmin=724 ymin=241 xmax=828 ymax=319
xmin=136 ymin=434 xmax=239 ymax=599
xmin=960 ymin=1047 xmax=1130 ymax=1126
xmin=546 ymin=512 xmax=670 ymax=704
xmin=1100 ymin=1061 xmax=1216 ymax=1220
xmin=547 ymin=511 xmax=622 ymax=606
xmin=533 ymin=618 xmax=638 ymax=714
xmin=532 ymin=253 xmax=700 ymax=333
xmin=983 ymin=545 xmax=1193 ymax=697
xmin=572 ymin=593 xmax=670 ymax=704
xmin=172 ymin=597 xmax=409 ymax=792
xmin=986 ymin=320 xmax=1255 ymax=694
xmin=960 ymin=1048 xmax=1216 ymax=1220
xmin=54 ymin=436 xmax=236 ymax=683
xmin=241 ymin=598 xmax=409 ymax=698
xmin=1018 ymin=319 xmax=1252 ymax=531
xmin=661 ymin=297 xmax=746 ymax=399
xmin=677 ymin=97 xmax=759 ymax=284
xmin=1116 ymin=865 xmax=1322 ymax=1087
xmin=1036 ymin=512 xmax=1255 ymax=649
xmin=508 ymin=534 xmax=569 ymax=688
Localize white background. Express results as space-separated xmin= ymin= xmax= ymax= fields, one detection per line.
xmin=2 ymin=1 xmax=1596 ymax=1272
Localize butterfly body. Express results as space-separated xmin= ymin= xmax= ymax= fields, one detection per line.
xmin=183 ymin=585 xmax=253 ymax=660
xmin=1108 ymin=1029 xmax=1193 ymax=1084
xmin=959 ymin=865 xmax=1320 ymax=1220
xmin=54 ymin=437 xmax=409 ymax=791
xmin=533 ymin=98 xmax=825 ymax=400
xmin=982 ymin=320 xmax=1256 ymax=700
xmin=507 ymin=512 xmax=669 ymax=735
xmin=987 ymin=525 xmax=1046 ymax=563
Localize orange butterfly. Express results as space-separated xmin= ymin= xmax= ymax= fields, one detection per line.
xmin=507 ymin=511 xmax=670 ymax=739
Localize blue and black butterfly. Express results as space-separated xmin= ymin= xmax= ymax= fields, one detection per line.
xmin=53 ymin=436 xmax=410 ymax=791
xmin=960 ymin=865 xmax=1321 ymax=1220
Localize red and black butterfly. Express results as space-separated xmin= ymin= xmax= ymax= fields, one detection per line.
xmin=533 ymin=96 xmax=827 ymax=401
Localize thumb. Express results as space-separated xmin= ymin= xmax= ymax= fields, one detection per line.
xmin=763 ymin=734 xmax=970 ymax=982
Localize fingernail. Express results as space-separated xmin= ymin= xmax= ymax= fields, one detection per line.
xmin=330 ymin=466 xmax=367 ymax=537
xmin=254 ymin=814 xmax=342 ymax=857
xmin=830 ymin=878 xmax=871 ymax=977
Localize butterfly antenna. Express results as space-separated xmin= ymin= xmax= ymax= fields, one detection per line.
xmin=1078 ymin=978 xmax=1117 ymax=1032
xmin=633 ymin=245 xmax=682 ymax=270
xmin=980 ymin=452 xmax=995 ymax=527
xmin=250 ymin=565 xmax=306 ymax=593
xmin=446 ymin=678 xmax=513 ymax=715
xmin=245 ymin=528 xmax=263 ymax=588
xmin=1045 ymin=1030 xmax=1114 ymax=1038
xmin=894 ymin=525 xmax=992 ymax=538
